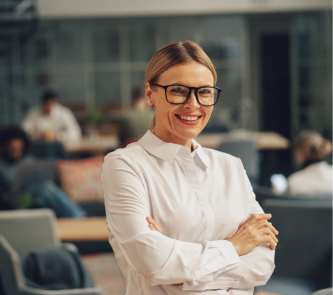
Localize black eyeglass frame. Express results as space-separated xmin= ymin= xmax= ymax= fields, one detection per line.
xmin=151 ymin=83 xmax=221 ymax=106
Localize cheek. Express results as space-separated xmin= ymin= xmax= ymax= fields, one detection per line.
xmin=203 ymin=108 xmax=214 ymax=121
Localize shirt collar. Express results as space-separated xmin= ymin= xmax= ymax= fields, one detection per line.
xmin=138 ymin=130 xmax=210 ymax=169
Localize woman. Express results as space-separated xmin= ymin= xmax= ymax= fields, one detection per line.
xmin=102 ymin=41 xmax=277 ymax=295
xmin=288 ymin=130 xmax=332 ymax=195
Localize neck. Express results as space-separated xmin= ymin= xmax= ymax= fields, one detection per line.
xmin=301 ymin=159 xmax=322 ymax=170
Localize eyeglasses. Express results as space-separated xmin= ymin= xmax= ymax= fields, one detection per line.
xmin=151 ymin=84 xmax=221 ymax=106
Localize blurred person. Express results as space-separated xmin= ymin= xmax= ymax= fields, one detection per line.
xmin=287 ymin=130 xmax=332 ymax=195
xmin=22 ymin=90 xmax=82 ymax=142
xmin=0 ymin=126 xmax=86 ymax=218
xmin=102 ymin=41 xmax=277 ymax=295
xmin=119 ymin=85 xmax=154 ymax=146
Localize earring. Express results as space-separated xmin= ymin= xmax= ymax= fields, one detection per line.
xmin=148 ymin=100 xmax=151 ymax=104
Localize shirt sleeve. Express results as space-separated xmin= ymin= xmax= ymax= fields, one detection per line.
xmin=58 ymin=107 xmax=82 ymax=141
xmin=182 ymin=159 xmax=275 ymax=291
xmin=102 ymin=153 xmax=241 ymax=287
xmin=22 ymin=109 xmax=38 ymax=137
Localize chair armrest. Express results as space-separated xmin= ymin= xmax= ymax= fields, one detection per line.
xmin=18 ymin=287 xmax=102 ymax=295
xmin=62 ymin=243 xmax=78 ymax=253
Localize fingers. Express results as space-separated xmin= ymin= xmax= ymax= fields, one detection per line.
xmin=242 ymin=214 xmax=278 ymax=237
xmin=256 ymin=228 xmax=278 ymax=252
xmin=146 ymin=215 xmax=163 ymax=234
xmin=259 ymin=234 xmax=277 ymax=250
xmin=241 ymin=214 xmax=272 ymax=229
xmin=255 ymin=219 xmax=279 ymax=236
xmin=258 ymin=226 xmax=278 ymax=243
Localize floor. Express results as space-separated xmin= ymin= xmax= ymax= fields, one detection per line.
xmin=82 ymin=253 xmax=125 ymax=295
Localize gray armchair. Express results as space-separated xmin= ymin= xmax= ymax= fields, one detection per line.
xmin=312 ymin=288 xmax=333 ymax=295
xmin=0 ymin=209 xmax=102 ymax=295
xmin=258 ymin=199 xmax=332 ymax=295
xmin=218 ymin=138 xmax=259 ymax=182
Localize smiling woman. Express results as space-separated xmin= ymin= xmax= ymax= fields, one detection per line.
xmin=147 ymin=62 xmax=216 ymax=149
xmin=102 ymin=41 xmax=277 ymax=295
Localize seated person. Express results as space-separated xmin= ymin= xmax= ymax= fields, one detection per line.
xmin=0 ymin=126 xmax=86 ymax=218
xmin=119 ymin=85 xmax=154 ymax=146
xmin=287 ymin=130 xmax=332 ymax=195
xmin=22 ymin=90 xmax=82 ymax=142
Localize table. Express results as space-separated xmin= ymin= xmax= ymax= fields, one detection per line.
xmin=258 ymin=293 xmax=281 ymax=295
xmin=56 ymin=217 xmax=109 ymax=242
xmin=195 ymin=132 xmax=289 ymax=150
xmin=63 ymin=135 xmax=120 ymax=155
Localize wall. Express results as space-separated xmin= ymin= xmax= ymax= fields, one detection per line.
xmin=36 ymin=0 xmax=332 ymax=18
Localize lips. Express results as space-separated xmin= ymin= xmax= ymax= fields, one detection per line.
xmin=175 ymin=114 xmax=202 ymax=125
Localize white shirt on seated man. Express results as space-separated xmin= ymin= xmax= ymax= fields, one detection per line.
xmin=22 ymin=90 xmax=82 ymax=142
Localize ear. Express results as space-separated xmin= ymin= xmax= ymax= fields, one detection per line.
xmin=145 ymin=82 xmax=154 ymax=106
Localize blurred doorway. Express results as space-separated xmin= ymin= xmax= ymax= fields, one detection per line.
xmin=248 ymin=15 xmax=293 ymax=185
xmin=261 ymin=33 xmax=291 ymax=139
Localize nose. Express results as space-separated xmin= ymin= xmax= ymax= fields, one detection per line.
xmin=184 ymin=89 xmax=199 ymax=109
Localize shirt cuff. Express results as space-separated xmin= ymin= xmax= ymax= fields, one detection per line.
xmin=182 ymin=240 xmax=240 ymax=291
xmin=209 ymin=240 xmax=240 ymax=265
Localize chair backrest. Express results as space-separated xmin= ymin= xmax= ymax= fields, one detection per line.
xmin=0 ymin=209 xmax=60 ymax=257
xmin=0 ymin=235 xmax=26 ymax=295
xmin=218 ymin=138 xmax=259 ymax=181
xmin=311 ymin=288 xmax=333 ymax=295
xmin=262 ymin=199 xmax=332 ymax=289
xmin=253 ymin=184 xmax=332 ymax=206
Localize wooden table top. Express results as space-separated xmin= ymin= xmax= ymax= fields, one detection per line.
xmin=56 ymin=217 xmax=109 ymax=242
xmin=63 ymin=136 xmax=120 ymax=155
xmin=258 ymin=292 xmax=281 ymax=295
xmin=195 ymin=131 xmax=289 ymax=150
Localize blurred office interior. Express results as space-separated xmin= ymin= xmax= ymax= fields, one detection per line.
xmin=0 ymin=1 xmax=332 ymax=295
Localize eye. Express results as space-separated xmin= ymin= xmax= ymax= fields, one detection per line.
xmin=198 ymin=88 xmax=213 ymax=95
xmin=169 ymin=86 xmax=188 ymax=95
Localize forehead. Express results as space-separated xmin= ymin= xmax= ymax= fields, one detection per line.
xmin=158 ymin=62 xmax=214 ymax=87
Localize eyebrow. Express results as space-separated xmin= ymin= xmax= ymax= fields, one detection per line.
xmin=167 ymin=83 xmax=214 ymax=88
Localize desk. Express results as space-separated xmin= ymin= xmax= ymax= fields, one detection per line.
xmin=56 ymin=217 xmax=109 ymax=242
xmin=63 ymin=136 xmax=120 ymax=155
xmin=195 ymin=132 xmax=289 ymax=150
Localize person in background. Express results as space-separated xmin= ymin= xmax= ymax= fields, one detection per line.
xmin=288 ymin=130 xmax=332 ymax=195
xmin=0 ymin=126 xmax=86 ymax=218
xmin=119 ymin=85 xmax=154 ymax=146
xmin=22 ymin=90 xmax=82 ymax=142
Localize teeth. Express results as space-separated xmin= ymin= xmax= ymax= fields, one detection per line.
xmin=179 ymin=115 xmax=199 ymax=121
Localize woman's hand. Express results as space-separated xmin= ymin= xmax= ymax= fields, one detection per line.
xmin=146 ymin=216 xmax=183 ymax=287
xmin=226 ymin=214 xmax=279 ymax=256
xmin=146 ymin=215 xmax=163 ymax=234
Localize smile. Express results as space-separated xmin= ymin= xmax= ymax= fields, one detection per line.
xmin=178 ymin=115 xmax=199 ymax=121
xmin=175 ymin=114 xmax=202 ymax=125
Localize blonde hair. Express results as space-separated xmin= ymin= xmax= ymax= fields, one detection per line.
xmin=145 ymin=41 xmax=217 ymax=130
xmin=294 ymin=130 xmax=332 ymax=162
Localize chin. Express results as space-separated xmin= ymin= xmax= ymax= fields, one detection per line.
xmin=177 ymin=129 xmax=202 ymax=140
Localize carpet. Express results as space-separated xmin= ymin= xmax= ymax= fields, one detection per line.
xmin=82 ymin=253 xmax=125 ymax=295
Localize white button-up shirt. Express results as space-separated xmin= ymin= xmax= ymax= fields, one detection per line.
xmin=288 ymin=161 xmax=333 ymax=195
xmin=102 ymin=130 xmax=275 ymax=295
xmin=22 ymin=104 xmax=82 ymax=141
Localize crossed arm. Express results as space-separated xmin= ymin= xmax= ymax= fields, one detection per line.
xmin=103 ymin=155 xmax=277 ymax=291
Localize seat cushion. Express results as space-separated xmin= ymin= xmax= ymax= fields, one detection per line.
xmin=56 ymin=157 xmax=104 ymax=203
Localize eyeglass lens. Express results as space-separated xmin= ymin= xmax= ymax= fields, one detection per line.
xmin=166 ymin=85 xmax=218 ymax=105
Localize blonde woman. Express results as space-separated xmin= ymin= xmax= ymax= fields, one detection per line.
xmin=102 ymin=41 xmax=277 ymax=295
xmin=288 ymin=130 xmax=332 ymax=195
